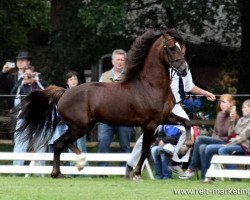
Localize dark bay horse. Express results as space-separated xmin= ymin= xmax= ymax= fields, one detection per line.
xmin=19 ymin=29 xmax=191 ymax=178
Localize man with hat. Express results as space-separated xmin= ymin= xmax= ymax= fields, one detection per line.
xmin=0 ymin=50 xmax=34 ymax=95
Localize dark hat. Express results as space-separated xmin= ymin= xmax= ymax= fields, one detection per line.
xmin=15 ymin=50 xmax=34 ymax=60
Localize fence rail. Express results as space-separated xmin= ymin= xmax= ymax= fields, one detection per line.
xmin=0 ymin=152 xmax=154 ymax=179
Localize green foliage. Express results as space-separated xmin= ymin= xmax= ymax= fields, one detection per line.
xmin=0 ymin=0 xmax=49 ymax=63
xmin=47 ymin=0 xmax=131 ymax=84
xmin=0 ymin=0 xmax=245 ymax=89
xmin=79 ymin=0 xmax=126 ymax=37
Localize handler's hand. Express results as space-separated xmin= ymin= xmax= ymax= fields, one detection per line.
xmin=204 ymin=91 xmax=216 ymax=101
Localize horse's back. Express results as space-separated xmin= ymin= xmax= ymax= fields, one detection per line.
xmin=56 ymin=82 xmax=130 ymax=124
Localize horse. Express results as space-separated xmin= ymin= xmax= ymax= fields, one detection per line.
xmin=18 ymin=29 xmax=191 ymax=179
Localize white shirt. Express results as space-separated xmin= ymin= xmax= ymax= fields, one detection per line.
xmin=170 ymin=69 xmax=195 ymax=103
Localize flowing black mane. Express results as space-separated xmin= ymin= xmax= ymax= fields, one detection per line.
xmin=122 ymin=30 xmax=161 ymax=82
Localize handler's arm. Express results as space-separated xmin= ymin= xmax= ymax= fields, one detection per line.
xmin=191 ymin=86 xmax=216 ymax=101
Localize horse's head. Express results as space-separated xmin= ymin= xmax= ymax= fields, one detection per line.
xmin=162 ymin=31 xmax=188 ymax=77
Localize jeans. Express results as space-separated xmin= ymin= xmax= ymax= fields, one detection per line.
xmin=98 ymin=124 xmax=133 ymax=166
xmin=151 ymin=146 xmax=172 ymax=179
xmin=218 ymin=145 xmax=244 ymax=169
xmin=189 ymin=136 xmax=225 ymax=179
xmin=203 ymin=144 xmax=225 ymax=179
xmin=76 ymin=136 xmax=87 ymax=153
xmin=49 ymin=121 xmax=68 ymax=145
xmin=13 ymin=119 xmax=46 ymax=166
xmin=49 ymin=121 xmax=87 ymax=153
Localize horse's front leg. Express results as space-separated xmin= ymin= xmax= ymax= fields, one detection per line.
xmin=68 ymin=144 xmax=86 ymax=171
xmin=133 ymin=127 xmax=155 ymax=181
xmin=177 ymin=120 xmax=193 ymax=158
xmin=167 ymin=113 xmax=193 ymax=158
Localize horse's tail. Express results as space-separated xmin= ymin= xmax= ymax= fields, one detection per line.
xmin=18 ymin=85 xmax=66 ymax=149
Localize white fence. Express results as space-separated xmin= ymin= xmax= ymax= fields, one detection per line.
xmin=0 ymin=152 xmax=154 ymax=179
xmin=205 ymin=155 xmax=250 ymax=180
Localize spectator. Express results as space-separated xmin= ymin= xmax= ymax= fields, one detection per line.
xmin=218 ymin=99 xmax=250 ymax=170
xmin=98 ymin=49 xmax=134 ymax=166
xmin=125 ymin=29 xmax=216 ymax=179
xmin=13 ymin=66 xmax=47 ymax=166
xmin=151 ymin=125 xmax=182 ymax=179
xmin=179 ymin=94 xmax=239 ymax=181
xmin=0 ymin=50 xmax=34 ymax=130
xmin=0 ymin=50 xmax=33 ymax=100
xmin=49 ymin=71 xmax=87 ymax=153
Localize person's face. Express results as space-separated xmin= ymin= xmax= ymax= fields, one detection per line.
xmin=112 ymin=54 xmax=125 ymax=72
xmin=242 ymin=103 xmax=250 ymax=116
xmin=67 ymin=75 xmax=78 ymax=88
xmin=16 ymin=59 xmax=30 ymax=71
xmin=219 ymin=98 xmax=234 ymax=112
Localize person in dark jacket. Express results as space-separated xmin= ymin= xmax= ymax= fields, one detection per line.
xmin=13 ymin=66 xmax=47 ymax=166
xmin=0 ymin=50 xmax=34 ymax=96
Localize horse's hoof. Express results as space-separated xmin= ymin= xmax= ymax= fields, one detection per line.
xmin=132 ymin=174 xmax=143 ymax=182
xmin=75 ymin=153 xmax=86 ymax=171
xmin=124 ymin=165 xmax=133 ymax=180
xmin=51 ymin=172 xmax=66 ymax=179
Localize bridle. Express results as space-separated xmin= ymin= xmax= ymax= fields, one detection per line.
xmin=162 ymin=32 xmax=187 ymax=79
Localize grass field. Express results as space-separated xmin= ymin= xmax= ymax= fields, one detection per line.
xmin=0 ymin=175 xmax=250 ymax=200
xmin=1 ymin=145 xmax=250 ymax=199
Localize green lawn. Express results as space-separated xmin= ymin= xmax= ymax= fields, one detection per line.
xmin=0 ymin=175 xmax=250 ymax=200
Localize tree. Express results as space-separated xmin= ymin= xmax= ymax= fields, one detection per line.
xmin=238 ymin=0 xmax=250 ymax=93
xmin=0 ymin=0 xmax=49 ymax=64
xmin=48 ymin=0 xmax=130 ymax=84
xmin=124 ymin=0 xmax=249 ymax=93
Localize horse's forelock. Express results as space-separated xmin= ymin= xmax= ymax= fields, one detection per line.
xmin=122 ymin=30 xmax=161 ymax=82
xmin=165 ymin=29 xmax=185 ymax=45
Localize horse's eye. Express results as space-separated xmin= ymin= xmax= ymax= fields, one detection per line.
xmin=169 ymin=46 xmax=176 ymax=50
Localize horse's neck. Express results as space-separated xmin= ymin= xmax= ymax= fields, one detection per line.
xmin=140 ymin=55 xmax=170 ymax=90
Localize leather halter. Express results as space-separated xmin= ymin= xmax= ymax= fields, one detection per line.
xmin=162 ymin=32 xmax=186 ymax=79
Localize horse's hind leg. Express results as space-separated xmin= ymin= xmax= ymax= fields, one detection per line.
xmin=51 ymin=127 xmax=83 ymax=178
xmin=51 ymin=136 xmax=67 ymax=178
xmin=51 ymin=123 xmax=94 ymax=178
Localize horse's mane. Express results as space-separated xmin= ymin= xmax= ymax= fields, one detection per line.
xmin=122 ymin=29 xmax=161 ymax=82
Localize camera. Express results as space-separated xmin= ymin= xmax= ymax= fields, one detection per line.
xmin=26 ymin=72 xmax=39 ymax=81
xmin=7 ymin=62 xmax=15 ymax=68
xmin=27 ymin=73 xmax=36 ymax=79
